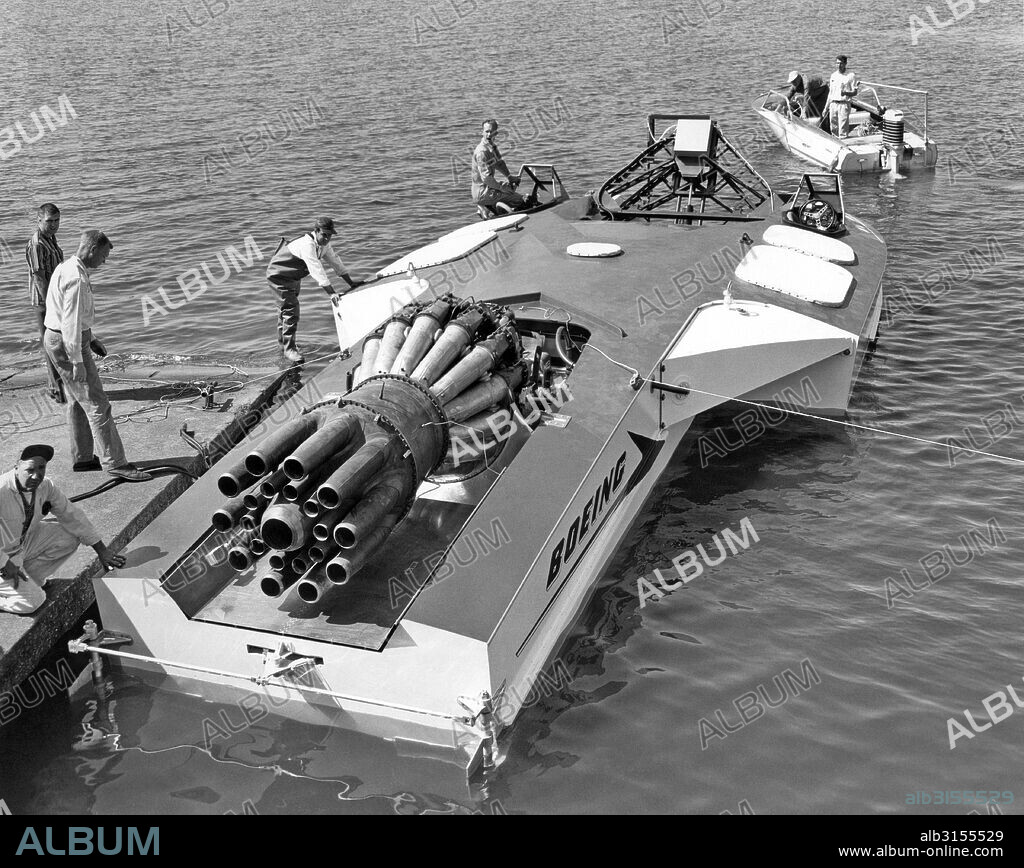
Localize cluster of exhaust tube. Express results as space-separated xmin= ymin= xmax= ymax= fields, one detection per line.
xmin=210 ymin=294 xmax=526 ymax=606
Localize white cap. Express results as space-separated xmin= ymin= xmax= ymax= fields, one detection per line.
xmin=787 ymin=70 xmax=800 ymax=83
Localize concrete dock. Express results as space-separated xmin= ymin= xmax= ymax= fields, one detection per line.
xmin=0 ymin=353 xmax=295 ymax=694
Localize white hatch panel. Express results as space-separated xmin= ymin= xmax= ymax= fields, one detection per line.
xmin=735 ymin=245 xmax=852 ymax=303
xmin=763 ymin=224 xmax=855 ymax=264
xmin=439 ymin=214 xmax=527 ymax=241
xmin=377 ymin=232 xmax=497 ymax=278
xmin=333 ymin=277 xmax=433 ymax=350
xmin=566 ymin=242 xmax=623 ymax=258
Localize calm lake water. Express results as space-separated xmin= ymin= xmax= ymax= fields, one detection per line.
xmin=1 ymin=0 xmax=1023 ymax=814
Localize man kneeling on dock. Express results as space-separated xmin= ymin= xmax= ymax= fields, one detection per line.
xmin=0 ymin=444 xmax=124 ymax=616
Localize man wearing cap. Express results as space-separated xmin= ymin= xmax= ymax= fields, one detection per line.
xmin=25 ymin=203 xmax=66 ymax=404
xmin=265 ymin=217 xmax=363 ymax=364
xmin=783 ymin=71 xmax=830 ymax=121
xmin=828 ymin=54 xmax=859 ymax=138
xmin=43 ymin=230 xmax=152 ymax=482
xmin=0 ymin=444 xmax=125 ymax=616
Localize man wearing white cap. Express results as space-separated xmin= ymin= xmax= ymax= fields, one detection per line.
xmin=0 ymin=444 xmax=124 ymax=615
xmin=783 ymin=70 xmax=829 ymax=120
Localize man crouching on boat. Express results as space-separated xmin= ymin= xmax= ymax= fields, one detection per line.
xmin=472 ymin=119 xmax=532 ymax=216
xmin=0 ymin=444 xmax=124 ymax=615
xmin=266 ymin=217 xmax=363 ymax=364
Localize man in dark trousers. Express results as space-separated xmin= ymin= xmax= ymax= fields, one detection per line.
xmin=471 ymin=119 xmax=528 ymax=215
xmin=0 ymin=444 xmax=125 ymax=615
xmin=265 ymin=217 xmax=362 ymax=364
xmin=783 ymin=71 xmax=830 ymax=120
xmin=25 ymin=203 xmax=66 ymax=403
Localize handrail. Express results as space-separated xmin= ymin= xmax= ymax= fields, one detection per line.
xmin=857 ymin=81 xmax=929 ymax=144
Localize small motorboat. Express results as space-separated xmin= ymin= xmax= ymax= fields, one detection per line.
xmin=753 ymin=81 xmax=937 ymax=174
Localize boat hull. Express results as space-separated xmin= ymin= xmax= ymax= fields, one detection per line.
xmin=754 ymin=104 xmax=938 ymax=173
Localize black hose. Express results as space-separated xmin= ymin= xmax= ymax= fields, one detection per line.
xmin=68 ymin=464 xmax=199 ymax=504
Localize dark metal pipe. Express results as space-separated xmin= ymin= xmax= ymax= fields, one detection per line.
xmin=315 ymin=499 xmax=358 ymax=541
xmin=242 ymin=488 xmax=268 ymax=510
xmin=218 ymin=457 xmax=260 ymax=498
xmin=212 ymin=491 xmax=249 ymax=532
xmin=325 ymin=523 xmax=395 ymax=585
xmin=431 ymin=332 xmax=512 ymax=403
xmin=260 ymin=568 xmax=299 ymax=598
xmin=315 ymin=435 xmax=394 ymax=510
xmin=259 ymin=466 xmax=289 ymax=498
xmin=281 ymin=413 xmax=364 ymax=480
xmin=249 ymin=536 xmax=267 ymax=556
xmin=410 ymin=308 xmax=485 ymax=385
xmin=267 ymin=551 xmax=287 ymax=572
xmin=391 ymin=299 xmax=453 ymax=376
xmin=335 ymin=471 xmax=409 ymax=549
xmin=261 ymin=503 xmax=315 ymax=551
xmin=244 ymin=412 xmax=322 ymax=476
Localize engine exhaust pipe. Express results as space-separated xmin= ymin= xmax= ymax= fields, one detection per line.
xmin=442 ymin=365 xmax=524 ymax=422
xmin=410 ymin=308 xmax=485 ymax=385
xmin=217 ymin=457 xmax=261 ymax=498
xmin=356 ymin=332 xmax=384 ymax=386
xmin=325 ymin=522 xmax=395 ymax=585
xmin=260 ymin=568 xmax=299 ymax=598
xmin=261 ymin=503 xmax=315 ymax=551
xmin=431 ymin=332 xmax=512 ymax=403
xmin=228 ymin=541 xmax=257 ymax=571
xmin=316 ymin=435 xmax=394 ymax=510
xmin=244 ymin=412 xmax=322 ymax=476
xmin=373 ymin=306 xmax=417 ymax=374
xmin=335 ymin=471 xmax=409 ymax=549
xmin=212 ymin=491 xmax=250 ymax=532
xmin=259 ymin=466 xmax=289 ymax=498
xmin=290 ymin=551 xmax=312 ymax=575
xmin=314 ymin=499 xmax=358 ymax=541
xmin=391 ymin=299 xmax=453 ymax=376
xmin=281 ymin=413 xmax=364 ymax=480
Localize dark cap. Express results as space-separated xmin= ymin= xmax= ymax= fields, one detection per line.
xmin=315 ymin=216 xmax=336 ymax=235
xmin=836 ymin=54 xmax=848 ymax=62
xmin=19 ymin=444 xmax=54 ymax=462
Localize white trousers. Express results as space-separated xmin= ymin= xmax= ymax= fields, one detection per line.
xmin=0 ymin=521 xmax=81 ymax=615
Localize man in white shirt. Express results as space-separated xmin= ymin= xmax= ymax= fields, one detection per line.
xmin=0 ymin=444 xmax=125 ymax=615
xmin=827 ymin=54 xmax=858 ymax=138
xmin=43 ymin=230 xmax=152 ymax=482
xmin=265 ymin=216 xmax=363 ymax=364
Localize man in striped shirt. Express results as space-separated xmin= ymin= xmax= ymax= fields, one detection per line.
xmin=265 ymin=216 xmax=362 ymax=364
xmin=43 ymin=230 xmax=152 ymax=481
xmin=25 ymin=203 xmax=66 ymax=403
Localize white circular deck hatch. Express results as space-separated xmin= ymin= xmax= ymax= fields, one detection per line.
xmin=566 ymin=242 xmax=623 ymax=258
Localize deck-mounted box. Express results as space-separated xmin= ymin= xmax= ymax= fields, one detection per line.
xmin=673 ymin=116 xmax=715 ymax=177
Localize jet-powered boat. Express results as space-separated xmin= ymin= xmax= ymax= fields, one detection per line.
xmin=76 ymin=115 xmax=886 ymax=772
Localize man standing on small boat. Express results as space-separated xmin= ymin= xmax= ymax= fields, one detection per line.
xmin=265 ymin=217 xmax=362 ymax=364
xmin=471 ymin=119 xmax=528 ymax=215
xmin=827 ymin=55 xmax=859 ymax=138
